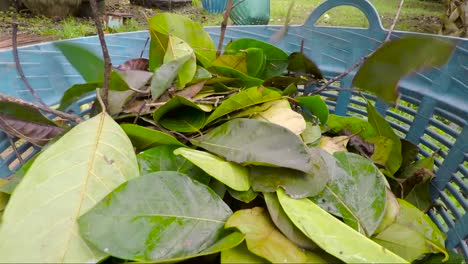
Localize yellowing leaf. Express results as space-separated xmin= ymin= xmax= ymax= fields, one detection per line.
xmin=319 ymin=136 xmax=349 ymax=154
xmin=0 ymin=113 xmax=140 ymax=262
xmin=252 ymin=99 xmax=306 ymax=135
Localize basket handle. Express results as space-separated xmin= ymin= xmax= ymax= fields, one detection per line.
xmin=304 ymin=0 xmax=385 ymax=32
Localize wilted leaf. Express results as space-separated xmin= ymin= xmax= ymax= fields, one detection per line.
xmin=54 ymin=42 xmax=104 ymax=82
xmin=227 ymin=188 xmax=258 ymax=203
xmin=121 ymin=124 xmax=185 ymax=150
xmin=193 ymin=118 xmax=327 ymax=176
xmin=296 ymin=95 xmax=329 ymax=125
xmin=264 ymin=192 xmax=318 ymax=250
xmin=367 ymin=102 xmax=402 ymax=176
xmin=165 ymin=35 xmax=197 ymax=88
xmin=224 ymin=38 xmax=289 ymax=79
xmin=252 ymin=99 xmax=306 ymax=135
xmin=400 ymin=139 xmax=419 ymax=169
xmin=0 ymin=113 xmax=140 ymax=262
xmin=205 ymin=86 xmax=282 ymax=124
xmin=116 ymin=58 xmax=149 ymax=71
xmin=174 ymin=147 xmax=250 ymax=191
xmin=319 ymin=136 xmax=349 ymax=154
xmin=277 ymin=190 xmax=408 ymax=263
xmin=221 ymin=242 xmax=268 ymax=263
xmin=150 ymin=55 xmax=191 ymax=100
xmin=225 ymin=207 xmax=325 ymax=263
xmin=287 ymin=52 xmax=323 ymax=79
xmin=353 ymin=36 xmax=456 ymax=102
xmin=373 ymin=199 xmax=448 ymax=262
xmin=148 ymin=13 xmax=216 ymax=69
xmin=78 ymin=172 xmax=233 ymax=262
xmin=176 ymin=80 xmax=207 ymax=99
xmin=137 ymin=145 xmax=210 ymax=185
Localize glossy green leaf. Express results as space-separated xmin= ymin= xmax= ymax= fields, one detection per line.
xmin=264 ymin=192 xmax=318 ymax=250
xmin=164 ymin=35 xmax=197 ymax=88
xmin=353 ymin=36 xmax=455 ymax=102
xmin=296 ymin=95 xmax=329 ymax=125
xmin=192 ymin=118 xmax=328 ymax=176
xmin=287 ymin=52 xmax=323 ymax=79
xmin=150 ymin=55 xmax=191 ymax=100
xmin=221 ymin=242 xmax=268 ymax=263
xmin=174 ymin=147 xmax=250 ymax=191
xmin=251 ymin=99 xmax=306 ymax=135
xmin=121 ymin=124 xmax=185 ymax=150
xmin=137 ymin=145 xmax=210 ymax=185
xmin=367 ymin=102 xmax=402 ymax=176
xmin=78 ymin=171 xmax=232 ymax=262
xmin=0 ymin=113 xmax=140 ymax=262
xmin=209 ymin=66 xmax=264 ymax=88
xmin=312 ymin=152 xmax=387 ymax=236
xmin=227 ymin=188 xmax=258 ymax=203
xmin=224 ymin=38 xmax=289 ymax=79
xmin=373 ymin=199 xmax=448 ymax=262
xmin=225 ymin=207 xmax=326 ymax=263
xmin=245 ymin=48 xmax=265 ymax=77
xmin=55 ymin=42 xmax=104 ymax=82
xmin=148 ymin=13 xmax=216 ymax=68
xmin=327 ymin=114 xmax=376 ymax=139
xmin=212 ymin=55 xmax=247 ymax=73
xmin=277 ymin=190 xmax=408 ymax=263
xmin=205 ymin=86 xmax=282 ymax=124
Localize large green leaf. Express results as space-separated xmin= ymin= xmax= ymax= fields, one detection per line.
xmin=0 ymin=113 xmax=139 ymax=262
xmin=373 ymin=199 xmax=448 ymax=262
xmin=205 ymin=86 xmax=282 ymax=124
xmin=150 ymin=55 xmax=191 ymax=100
xmin=78 ymin=171 xmax=233 ymax=262
xmin=121 ymin=124 xmax=185 ymax=150
xmin=221 ymin=242 xmax=268 ymax=263
xmin=296 ymin=95 xmax=329 ymax=125
xmin=311 ymin=152 xmax=387 ymax=236
xmin=192 ymin=118 xmax=328 ymax=176
xmin=148 ymin=13 xmax=216 ymax=68
xmin=164 ymin=35 xmax=197 ymax=88
xmin=353 ymin=36 xmax=456 ymax=102
xmin=55 ymin=42 xmax=104 ymax=82
xmin=366 ymin=102 xmax=402 ymax=176
xmin=137 ymin=145 xmax=210 ymax=185
xmin=264 ymin=192 xmax=318 ymax=250
xmin=174 ymin=147 xmax=250 ymax=191
xmin=225 ymin=207 xmax=327 ymax=263
xmin=277 ymin=190 xmax=408 ymax=263
xmin=224 ymin=38 xmax=289 ymax=79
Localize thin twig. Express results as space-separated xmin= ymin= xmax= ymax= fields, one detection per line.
xmin=140 ymin=37 xmax=150 ymax=58
xmin=0 ymin=93 xmax=83 ymax=123
xmin=133 ymin=100 xmax=148 ymax=124
xmin=217 ymin=0 xmax=234 ymax=57
xmin=89 ymin=0 xmax=112 ymax=112
xmin=308 ymin=0 xmax=405 ymax=95
xmin=12 ymin=22 xmax=47 ymax=107
xmin=7 ymin=135 xmax=24 ymax=165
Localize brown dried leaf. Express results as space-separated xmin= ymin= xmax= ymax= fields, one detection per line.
xmin=117 ymin=58 xmax=150 ymax=71
xmin=175 ymin=80 xmax=207 ymax=99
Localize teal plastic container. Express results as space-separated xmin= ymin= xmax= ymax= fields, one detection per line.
xmin=230 ymin=0 xmax=270 ymax=25
xmin=0 ymin=0 xmax=466 ymax=260
xmin=201 ymin=0 xmax=227 ymax=14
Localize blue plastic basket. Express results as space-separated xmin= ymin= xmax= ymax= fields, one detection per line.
xmin=230 ymin=0 xmax=270 ymax=25
xmin=201 ymin=0 xmax=227 ymax=14
xmin=0 ymin=0 xmax=466 ymax=260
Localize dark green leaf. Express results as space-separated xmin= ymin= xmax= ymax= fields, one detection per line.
xmin=210 ymin=178 xmax=227 ymax=199
xmin=297 ymin=95 xmax=329 ymax=125
xmin=58 ymin=83 xmax=100 ymax=111
xmin=150 ymin=55 xmax=191 ymax=100
xmin=327 ymin=114 xmax=376 ymax=139
xmin=137 ymin=145 xmax=210 ymax=185
xmin=264 ymin=192 xmax=318 ymax=250
xmin=353 ymin=36 xmax=456 ymax=102
xmin=287 ymin=52 xmax=323 ymax=79
xmin=78 ymin=171 xmax=233 ymax=262
xmin=225 ymin=207 xmax=325 ymax=263
xmin=54 ymin=42 xmax=104 ymax=82
xmin=121 ymin=124 xmax=185 ymax=150
xmin=414 ymin=251 xmax=465 ymax=264
xmin=221 ymin=242 xmax=268 ymax=263
xmin=227 ymin=188 xmax=258 ymax=203
xmin=148 ymin=13 xmax=216 ymax=68
xmin=373 ymin=199 xmax=448 ymax=262
xmin=205 ymin=86 xmax=282 ymax=124
xmin=311 ymin=151 xmax=387 ymax=236
xmin=209 ymin=66 xmax=264 ymax=88
xmin=282 ymin=83 xmax=298 ymax=96
xmin=366 ymin=102 xmax=402 ymax=176
xmin=224 ymin=38 xmax=289 ymax=79
xmin=263 ymin=76 xmax=305 ymax=89
xmin=400 ymin=139 xmax=419 ymax=169
xmin=192 ymin=118 xmax=326 ymax=175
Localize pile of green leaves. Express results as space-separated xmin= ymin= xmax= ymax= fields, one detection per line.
xmin=0 ymin=13 xmax=462 ymax=264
